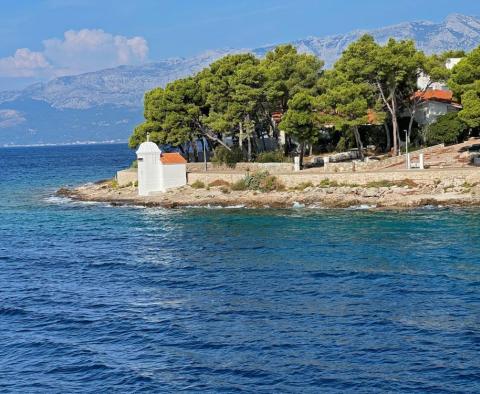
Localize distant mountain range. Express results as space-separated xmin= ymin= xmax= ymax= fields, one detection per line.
xmin=1 ymin=13 xmax=479 ymax=146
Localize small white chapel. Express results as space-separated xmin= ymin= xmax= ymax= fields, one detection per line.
xmin=136 ymin=137 xmax=187 ymax=196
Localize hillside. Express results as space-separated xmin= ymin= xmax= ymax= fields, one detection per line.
xmin=1 ymin=13 xmax=479 ymax=146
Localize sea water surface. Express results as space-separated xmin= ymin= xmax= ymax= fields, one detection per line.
xmin=0 ymin=144 xmax=479 ymax=393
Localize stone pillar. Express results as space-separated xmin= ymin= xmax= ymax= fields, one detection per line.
xmin=419 ymin=153 xmax=424 ymax=170
xmin=294 ymin=156 xmax=301 ymax=172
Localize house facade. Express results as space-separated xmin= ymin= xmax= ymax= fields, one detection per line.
xmin=414 ymin=58 xmax=463 ymax=126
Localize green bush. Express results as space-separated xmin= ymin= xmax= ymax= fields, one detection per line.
xmin=318 ymin=179 xmax=339 ymax=188
xmin=256 ymin=150 xmax=286 ymax=163
xmin=191 ymin=180 xmax=205 ymax=189
xmin=130 ymin=160 xmax=138 ymax=168
xmin=243 ymin=171 xmax=285 ymax=192
xmin=211 ymin=146 xmax=244 ymax=168
xmin=425 ymin=113 xmax=469 ymax=145
xmin=293 ymin=181 xmax=314 ymax=191
xmin=231 ymin=179 xmax=248 ymax=191
xmin=110 ymin=179 xmax=119 ymax=189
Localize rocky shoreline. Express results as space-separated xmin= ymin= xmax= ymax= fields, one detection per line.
xmin=57 ymin=178 xmax=480 ymax=210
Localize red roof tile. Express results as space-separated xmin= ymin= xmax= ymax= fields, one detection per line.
xmin=414 ymin=89 xmax=453 ymax=102
xmin=160 ymin=153 xmax=187 ymax=165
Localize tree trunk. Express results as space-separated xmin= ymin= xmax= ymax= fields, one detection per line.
xmin=391 ymin=95 xmax=399 ymax=156
xmin=200 ymin=137 xmax=206 ymax=162
xmin=299 ymin=141 xmax=305 ymax=170
xmin=238 ymin=121 xmax=244 ymax=148
xmin=247 ymin=135 xmax=252 ymax=162
xmin=178 ymin=144 xmax=186 ymax=158
xmin=196 ymin=120 xmax=232 ymax=151
xmin=384 ymin=122 xmax=391 ymax=153
xmin=192 ymin=138 xmax=199 ymax=162
xmin=352 ymin=126 xmax=364 ymax=160
xmin=309 ymin=144 xmax=313 ymax=156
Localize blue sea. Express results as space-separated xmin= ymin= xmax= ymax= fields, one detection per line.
xmin=0 ymin=144 xmax=479 ymax=393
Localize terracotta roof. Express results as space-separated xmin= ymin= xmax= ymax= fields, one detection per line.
xmin=414 ymin=89 xmax=453 ymax=102
xmin=160 ymin=152 xmax=187 ymax=165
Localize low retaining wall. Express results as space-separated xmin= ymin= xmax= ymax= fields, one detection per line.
xmin=187 ymin=162 xmax=293 ymax=174
xmin=188 ymin=168 xmax=480 ymax=188
xmin=116 ymin=168 xmax=137 ymax=186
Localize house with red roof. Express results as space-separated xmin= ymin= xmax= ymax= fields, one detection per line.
xmin=413 ymin=57 xmax=463 ymax=126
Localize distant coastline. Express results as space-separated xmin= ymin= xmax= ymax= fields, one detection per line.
xmin=1 ymin=140 xmax=127 ymax=148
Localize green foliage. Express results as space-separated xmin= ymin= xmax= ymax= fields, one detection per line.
xmin=243 ymin=171 xmax=285 ymax=192
xmin=211 ymin=146 xmax=244 ymax=168
xmin=425 ymin=113 xmax=469 ymax=145
xmin=261 ymin=44 xmax=324 ymax=111
xmin=318 ymin=179 xmax=339 ymax=188
xmin=449 ymin=46 xmax=480 ymax=97
xmin=255 ymin=150 xmax=286 ymax=163
xmin=458 ymin=90 xmax=480 ymax=128
xmin=279 ymin=92 xmax=316 ymax=143
xmin=110 ymin=179 xmax=119 ymax=189
xmin=129 ymin=37 xmax=476 ymax=160
xmin=448 ymin=45 xmax=480 ymax=128
xmin=293 ymin=181 xmax=314 ymax=191
xmin=231 ymin=179 xmax=248 ymax=191
xmin=365 ymin=179 xmax=417 ymax=188
xmin=130 ymin=160 xmax=138 ymax=169
xmin=191 ymin=180 xmax=205 ymax=189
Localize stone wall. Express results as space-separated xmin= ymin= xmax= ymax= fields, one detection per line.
xmin=116 ymin=168 xmax=137 ymax=186
xmin=187 ymin=162 xmax=293 ymax=174
xmin=188 ymin=168 xmax=480 ymax=188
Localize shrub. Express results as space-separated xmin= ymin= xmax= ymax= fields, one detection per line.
xmin=259 ymin=175 xmax=285 ymax=192
xmin=318 ymin=179 xmax=339 ymax=188
xmin=365 ymin=179 xmax=417 ymax=188
xmin=208 ymin=179 xmax=231 ymax=187
xmin=130 ymin=160 xmax=138 ymax=169
xmin=191 ymin=180 xmax=205 ymax=189
xmin=256 ymin=150 xmax=286 ymax=163
xmin=233 ymin=171 xmax=285 ymax=192
xmin=244 ymin=171 xmax=269 ymax=190
xmin=365 ymin=180 xmax=395 ymax=188
xmin=425 ymin=113 xmax=469 ymax=145
xmin=211 ymin=146 xmax=244 ymax=168
xmin=293 ymin=181 xmax=314 ymax=191
xmin=110 ymin=179 xmax=119 ymax=189
xmin=231 ymin=179 xmax=248 ymax=191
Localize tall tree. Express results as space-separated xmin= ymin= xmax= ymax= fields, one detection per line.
xmin=316 ymin=71 xmax=383 ymax=159
xmin=336 ymin=35 xmax=424 ymax=155
xmin=129 ymin=77 xmax=231 ymax=156
xmin=279 ymin=91 xmax=317 ymax=169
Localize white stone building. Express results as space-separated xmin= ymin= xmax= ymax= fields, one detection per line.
xmin=136 ymin=140 xmax=187 ymax=196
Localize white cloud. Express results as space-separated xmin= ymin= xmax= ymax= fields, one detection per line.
xmin=0 ymin=49 xmax=51 ymax=77
xmin=0 ymin=29 xmax=149 ymax=79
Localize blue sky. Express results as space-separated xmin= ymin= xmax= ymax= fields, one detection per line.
xmin=0 ymin=0 xmax=478 ymax=89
